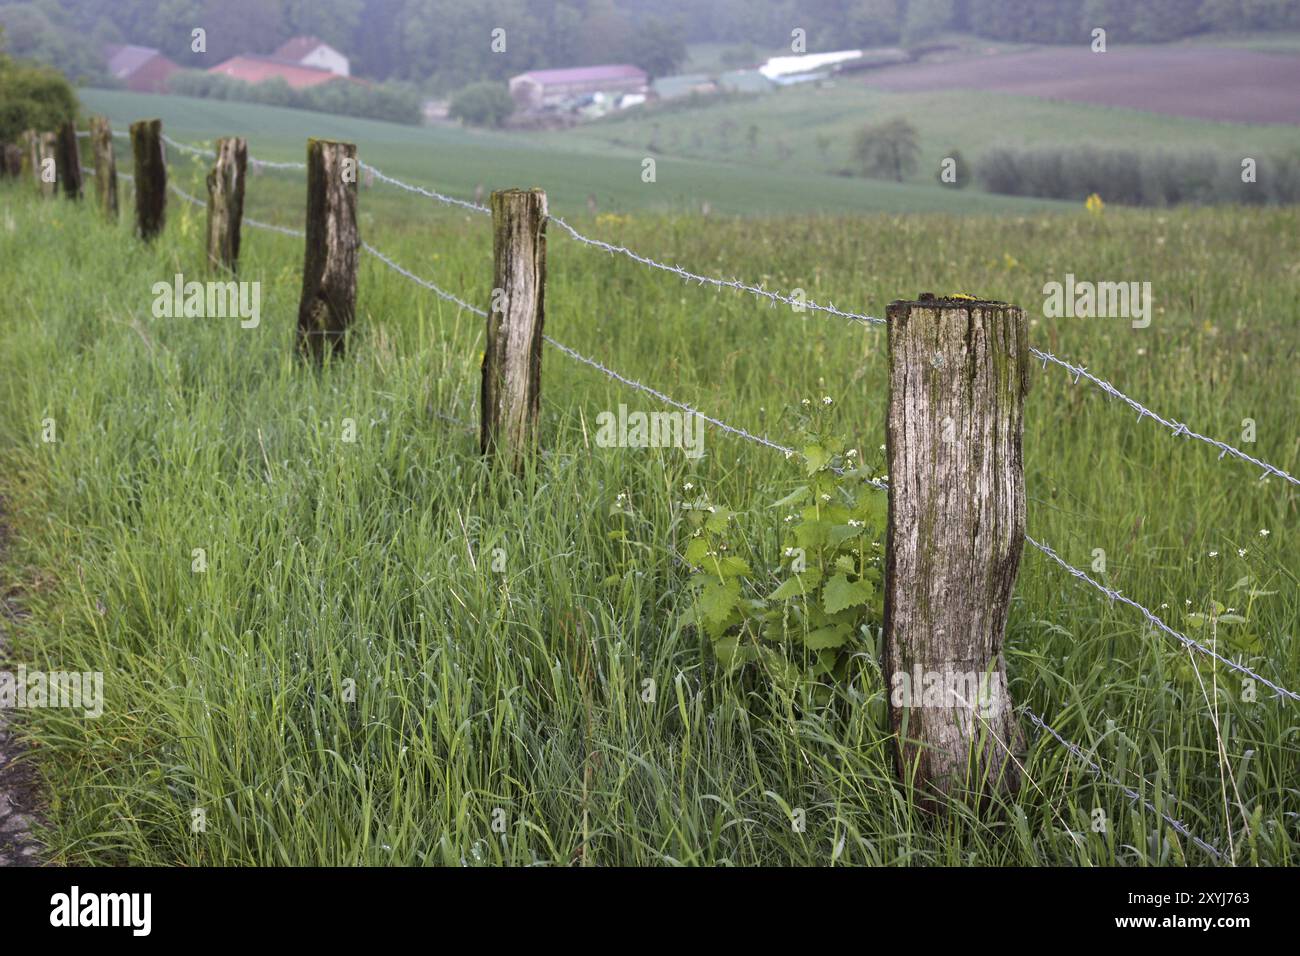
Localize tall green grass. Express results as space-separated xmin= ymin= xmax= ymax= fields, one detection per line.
xmin=0 ymin=173 xmax=1296 ymax=865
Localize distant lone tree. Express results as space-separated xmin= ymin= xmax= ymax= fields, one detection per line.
xmin=853 ymin=117 xmax=920 ymax=182
xmin=449 ymin=81 xmax=514 ymax=128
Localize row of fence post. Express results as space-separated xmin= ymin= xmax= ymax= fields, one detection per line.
xmin=2 ymin=115 xmax=1031 ymax=811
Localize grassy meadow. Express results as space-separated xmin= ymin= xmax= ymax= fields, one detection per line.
xmin=0 ymin=108 xmax=1297 ymax=866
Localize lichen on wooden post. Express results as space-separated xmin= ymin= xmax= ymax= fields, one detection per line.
xmin=206 ymin=136 xmax=247 ymax=273
xmin=89 ymin=116 xmax=118 ymax=220
xmin=55 ymin=121 xmax=82 ymax=200
xmin=296 ymin=139 xmax=358 ymax=361
xmin=883 ymin=293 xmax=1030 ymax=809
xmin=130 ymin=119 xmax=166 ymax=240
xmin=480 ymin=188 xmax=547 ymax=472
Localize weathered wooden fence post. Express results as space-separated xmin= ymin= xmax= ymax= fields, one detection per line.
xmin=89 ymin=116 xmax=118 ymax=220
xmin=55 ymin=121 xmax=82 ymax=200
xmin=206 ymin=136 xmax=247 ymax=272
xmin=480 ymin=188 xmax=547 ymax=471
xmin=20 ymin=130 xmax=38 ymax=186
xmin=130 ymin=119 xmax=166 ymax=240
xmin=0 ymin=143 xmax=22 ymax=178
xmin=883 ymin=293 xmax=1029 ymax=808
xmin=36 ymin=131 xmax=57 ymax=199
xmin=296 ymin=139 xmax=358 ymax=361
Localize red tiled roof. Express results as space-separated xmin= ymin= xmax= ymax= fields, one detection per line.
xmin=512 ymin=64 xmax=646 ymax=86
xmin=208 ymin=55 xmax=341 ymax=90
xmin=102 ymin=44 xmax=180 ymax=93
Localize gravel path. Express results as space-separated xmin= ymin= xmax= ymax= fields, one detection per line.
xmin=0 ymin=498 xmax=43 ymax=867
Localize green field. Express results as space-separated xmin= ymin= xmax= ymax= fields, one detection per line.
xmin=558 ymin=82 xmax=1300 ymax=185
xmin=79 ymin=89 xmax=1071 ymax=217
xmin=1 ymin=105 xmax=1297 ymax=864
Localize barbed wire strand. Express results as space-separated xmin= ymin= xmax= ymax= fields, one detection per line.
xmin=547 ymin=214 xmax=886 ymax=326
xmin=359 ymin=163 xmax=490 ymax=215
xmin=361 ymin=242 xmax=480 ymax=313
xmin=1020 ymin=705 xmax=1225 ymax=860
xmin=354 ymin=242 xmax=824 ymax=471
xmin=167 ymin=177 xmax=305 ymax=237
xmin=1030 ymin=347 xmax=1298 ymax=487
xmin=156 ymin=133 xmax=878 ymax=326
xmin=1025 ymin=533 xmax=1299 ymax=702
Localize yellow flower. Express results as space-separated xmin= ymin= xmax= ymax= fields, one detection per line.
xmin=1085 ymin=193 xmax=1104 ymax=215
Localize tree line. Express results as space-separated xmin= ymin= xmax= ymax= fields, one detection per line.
xmin=4 ymin=0 xmax=1297 ymax=93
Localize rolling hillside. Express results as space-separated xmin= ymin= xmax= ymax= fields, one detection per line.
xmin=78 ymin=89 xmax=1068 ymax=217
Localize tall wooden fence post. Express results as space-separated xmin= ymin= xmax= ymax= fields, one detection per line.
xmin=36 ymin=131 xmax=57 ymax=199
xmin=1 ymin=143 xmax=21 ymax=178
xmin=130 ymin=119 xmax=166 ymax=240
xmin=20 ymin=130 xmax=37 ymax=186
xmin=883 ymin=293 xmax=1030 ymax=808
xmin=480 ymin=188 xmax=547 ymax=472
xmin=296 ymin=139 xmax=358 ymax=361
xmin=206 ymin=136 xmax=247 ymax=272
xmin=89 ymin=116 xmax=118 ymax=220
xmin=55 ymin=121 xmax=82 ymax=200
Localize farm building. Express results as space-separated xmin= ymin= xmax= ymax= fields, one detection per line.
xmin=273 ymin=36 xmax=350 ymax=77
xmin=652 ymin=69 xmax=774 ymax=101
xmin=509 ymin=64 xmax=647 ymax=109
xmin=208 ymin=55 xmax=343 ymax=90
xmin=652 ymin=73 xmax=719 ymax=99
xmin=102 ymin=44 xmax=181 ymax=93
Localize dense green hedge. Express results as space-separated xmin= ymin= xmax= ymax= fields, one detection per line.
xmin=0 ymin=50 xmax=77 ymax=143
xmin=166 ymin=70 xmax=422 ymax=126
xmin=977 ymin=146 xmax=1300 ymax=206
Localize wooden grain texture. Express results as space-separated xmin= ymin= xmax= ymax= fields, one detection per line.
xmin=884 ymin=296 xmax=1029 ymax=808
xmin=89 ymin=116 xmax=118 ymax=220
xmin=206 ymin=136 xmax=247 ymax=273
xmin=480 ymin=188 xmax=547 ymax=471
xmin=55 ymin=121 xmax=82 ymax=200
xmin=130 ymin=119 xmax=166 ymax=240
xmin=296 ymin=139 xmax=358 ymax=361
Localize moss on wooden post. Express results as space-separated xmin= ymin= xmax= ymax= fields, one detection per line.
xmin=480 ymin=188 xmax=547 ymax=472
xmin=55 ymin=121 xmax=82 ymax=200
xmin=89 ymin=116 xmax=118 ymax=220
xmin=296 ymin=139 xmax=358 ymax=361
xmin=206 ymin=136 xmax=247 ymax=273
xmin=883 ymin=293 xmax=1030 ymax=809
xmin=130 ymin=119 xmax=166 ymax=240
